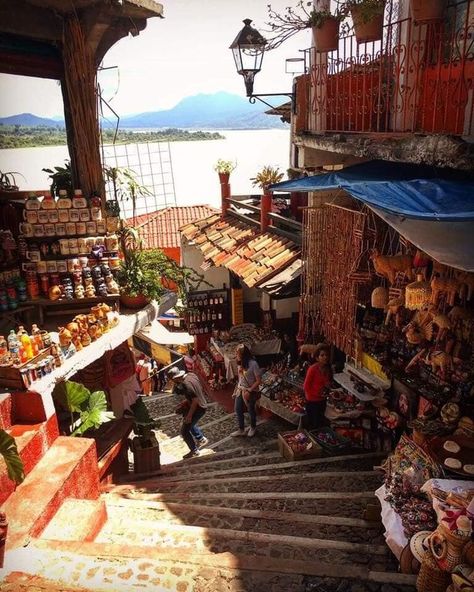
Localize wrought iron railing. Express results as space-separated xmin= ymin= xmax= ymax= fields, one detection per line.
xmin=303 ymin=0 xmax=473 ymax=136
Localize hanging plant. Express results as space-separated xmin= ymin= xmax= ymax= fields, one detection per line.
xmin=345 ymin=0 xmax=385 ymax=43
xmin=42 ymin=161 xmax=73 ymax=196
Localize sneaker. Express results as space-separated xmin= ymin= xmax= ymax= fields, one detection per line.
xmin=197 ymin=437 xmax=209 ymax=448
xmin=182 ymin=449 xmax=200 ymax=460
xmin=247 ymin=427 xmax=256 ymax=437
xmin=231 ymin=429 xmax=247 ymax=437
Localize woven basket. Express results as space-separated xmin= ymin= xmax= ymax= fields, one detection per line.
xmin=429 ymin=523 xmax=469 ymax=572
xmin=371 ymin=286 xmax=389 ymax=309
xmin=417 ymin=551 xmax=451 ymax=592
xmin=405 ymin=274 xmax=432 ymax=310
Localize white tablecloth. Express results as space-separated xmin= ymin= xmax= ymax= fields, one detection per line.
xmin=375 ymin=483 xmax=408 ymax=560
xmin=251 ymin=338 xmax=281 ymax=356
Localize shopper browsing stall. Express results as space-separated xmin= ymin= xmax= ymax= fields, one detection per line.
xmin=167 ymin=366 xmax=208 ymax=458
xmin=303 ymin=343 xmax=332 ymax=430
xmin=232 ymin=344 xmax=261 ymax=438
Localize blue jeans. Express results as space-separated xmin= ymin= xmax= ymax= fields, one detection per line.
xmin=181 ymin=406 xmax=206 ymax=452
xmin=305 ymin=400 xmax=326 ymax=430
xmin=235 ymin=394 xmax=257 ymax=430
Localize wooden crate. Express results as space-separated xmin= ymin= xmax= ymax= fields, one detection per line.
xmin=0 ymin=346 xmax=52 ymax=390
xmin=277 ymin=430 xmax=323 ymax=461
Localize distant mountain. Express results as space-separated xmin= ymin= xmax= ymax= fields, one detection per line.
xmin=0 ymin=92 xmax=288 ymax=131
xmin=0 ymin=113 xmax=64 ymax=127
xmin=116 ymin=92 xmax=288 ymax=130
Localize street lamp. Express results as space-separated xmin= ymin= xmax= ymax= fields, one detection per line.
xmin=230 ymin=19 xmax=294 ymax=110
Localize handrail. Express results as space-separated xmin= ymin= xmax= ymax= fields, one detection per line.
xmin=226 ymin=198 xmax=261 ymax=213
xmin=227 ymin=209 xmax=260 ymax=227
xmin=268 ymin=212 xmax=302 ymax=230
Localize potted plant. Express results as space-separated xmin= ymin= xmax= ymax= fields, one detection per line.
xmin=0 ymin=429 xmax=24 ymax=567
xmin=117 ymin=226 xmax=205 ymax=310
xmin=214 ymin=159 xmax=236 ymax=184
xmin=52 ymin=380 xmax=115 ymax=436
xmin=42 ymin=160 xmax=73 ymax=196
xmin=128 ymin=397 xmax=161 ymax=475
xmin=309 ymin=8 xmax=345 ymax=53
xmin=103 ymin=165 xmax=151 ymax=222
xmin=251 ymin=165 xmax=284 ymax=190
xmin=346 ymin=0 xmax=385 ymax=43
xmin=410 ymin=0 xmax=445 ymax=23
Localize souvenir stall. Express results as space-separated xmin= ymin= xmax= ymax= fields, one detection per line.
xmin=0 ymin=190 xmax=122 ymax=328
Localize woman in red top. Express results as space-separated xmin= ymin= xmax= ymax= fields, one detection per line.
xmin=303 ymin=343 xmax=332 ymax=430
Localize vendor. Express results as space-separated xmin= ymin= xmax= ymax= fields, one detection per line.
xmin=303 ymin=343 xmax=332 ymax=430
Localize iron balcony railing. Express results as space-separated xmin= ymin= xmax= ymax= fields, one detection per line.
xmin=300 ymin=0 xmax=473 ymax=136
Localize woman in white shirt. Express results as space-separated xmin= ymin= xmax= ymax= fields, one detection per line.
xmin=232 ymin=344 xmax=261 ymax=437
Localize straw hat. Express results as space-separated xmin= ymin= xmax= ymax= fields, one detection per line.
xmin=410 ymin=530 xmax=433 ymax=563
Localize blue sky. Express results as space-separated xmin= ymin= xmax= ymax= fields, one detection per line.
xmin=0 ymin=0 xmax=310 ymax=118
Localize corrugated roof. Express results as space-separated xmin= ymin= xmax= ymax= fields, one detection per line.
xmin=128 ymin=205 xmax=219 ymax=249
xmin=181 ymin=214 xmax=301 ymax=288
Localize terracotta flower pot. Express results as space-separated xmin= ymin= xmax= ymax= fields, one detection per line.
xmin=350 ymin=5 xmax=385 ymax=43
xmin=119 ymin=293 xmax=150 ymax=309
xmin=410 ymin=0 xmax=445 ymax=23
xmin=312 ymin=17 xmax=340 ymax=53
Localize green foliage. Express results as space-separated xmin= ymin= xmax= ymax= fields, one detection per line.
xmin=0 ymin=429 xmax=25 ymax=485
xmin=53 ymin=380 xmax=115 ymax=436
xmin=213 ymin=159 xmax=237 ymax=174
xmin=129 ymin=398 xmax=160 ymax=446
xmin=103 ymin=165 xmax=151 ymax=218
xmin=308 ymin=8 xmax=345 ymax=27
xmin=42 ymin=161 xmax=73 ymax=196
xmin=251 ymin=165 xmax=284 ymax=189
xmin=0 ymin=125 xmax=224 ymax=149
xmin=346 ymin=0 xmax=385 ymax=23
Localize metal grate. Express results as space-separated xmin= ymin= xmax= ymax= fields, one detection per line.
xmin=101 ymin=141 xmax=177 ymax=219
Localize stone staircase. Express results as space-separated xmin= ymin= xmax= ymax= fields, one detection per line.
xmin=1 ymin=392 xmax=417 ymax=592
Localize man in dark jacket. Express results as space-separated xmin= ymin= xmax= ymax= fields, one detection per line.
xmin=168 ymin=366 xmax=208 ymax=458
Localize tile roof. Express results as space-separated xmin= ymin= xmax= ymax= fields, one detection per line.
xmin=180 ymin=214 xmax=301 ymax=288
xmin=128 ymin=205 xmax=219 ymax=249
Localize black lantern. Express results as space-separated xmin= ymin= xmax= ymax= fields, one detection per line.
xmin=230 ymin=19 xmax=267 ymax=97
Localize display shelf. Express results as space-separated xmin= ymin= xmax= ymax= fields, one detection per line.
xmin=333 ymin=371 xmax=377 ymax=401
xmin=346 ymin=362 xmax=391 ymax=391
xmin=259 ymin=395 xmax=305 ymax=426
xmin=24 ymin=295 xmax=120 ymax=307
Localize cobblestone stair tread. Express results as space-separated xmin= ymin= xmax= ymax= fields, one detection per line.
xmin=13 ymin=538 xmax=417 ymax=591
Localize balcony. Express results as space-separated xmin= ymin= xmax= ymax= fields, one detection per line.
xmin=301 ymin=0 xmax=473 ymax=138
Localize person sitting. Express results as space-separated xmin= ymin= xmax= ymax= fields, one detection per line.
xmin=231 ymin=344 xmax=262 ymax=438
xmin=167 ymin=366 xmax=208 ymax=458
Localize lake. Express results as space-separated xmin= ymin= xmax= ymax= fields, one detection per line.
xmin=0 ymin=129 xmax=291 ymax=213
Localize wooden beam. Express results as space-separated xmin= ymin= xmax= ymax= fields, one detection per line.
xmin=0 ymin=49 xmax=62 ymax=79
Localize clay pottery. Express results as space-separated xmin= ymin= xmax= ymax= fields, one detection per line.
xmin=120 ymin=293 xmax=150 ymax=309
xmin=350 ymin=3 xmax=385 ymax=43
xmin=312 ymin=16 xmax=340 ymax=52
xmin=410 ymin=0 xmax=445 ymax=22
xmin=58 ymin=327 xmax=72 ymax=348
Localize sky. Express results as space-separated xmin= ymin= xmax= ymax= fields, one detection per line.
xmin=0 ymin=0 xmax=311 ymax=118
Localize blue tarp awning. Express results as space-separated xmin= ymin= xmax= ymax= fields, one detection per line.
xmin=269 ymin=160 xmax=474 ymax=221
xmin=269 ymin=161 xmax=474 ymax=271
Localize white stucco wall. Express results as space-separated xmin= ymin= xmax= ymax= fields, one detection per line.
xmin=181 ymin=239 xmax=230 ymax=291
xmin=272 ymin=296 xmax=299 ymax=319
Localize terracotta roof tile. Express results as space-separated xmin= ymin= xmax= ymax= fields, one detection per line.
xmin=128 ymin=205 xmax=219 ymax=249
xmin=180 ymin=214 xmax=300 ymax=288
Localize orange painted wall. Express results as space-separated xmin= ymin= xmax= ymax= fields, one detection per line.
xmin=162 ymin=247 xmax=181 ymax=291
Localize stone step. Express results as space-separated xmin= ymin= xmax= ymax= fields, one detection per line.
xmin=0 ymin=571 xmax=95 ymax=592
xmin=1 ymin=415 xmax=59 ymax=505
xmin=94 ymin=515 xmax=388 ymax=567
xmin=40 ymin=498 xmax=107 ymax=543
xmin=2 ymin=436 xmax=100 ymax=549
xmin=4 ymin=540 xmax=418 ymax=592
xmin=104 ymin=498 xmax=384 ymax=545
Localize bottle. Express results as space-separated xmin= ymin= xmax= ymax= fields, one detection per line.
xmin=31 ymin=324 xmax=44 ymax=350
xmin=57 ymin=189 xmax=72 ymax=209
xmin=20 ymin=333 xmax=34 ymax=360
xmin=7 ymin=330 xmax=20 ymax=364
xmin=72 ymin=189 xmax=87 ymax=209
xmin=0 ymin=335 xmax=7 ymax=364
xmin=17 ymin=326 xmax=27 ymax=341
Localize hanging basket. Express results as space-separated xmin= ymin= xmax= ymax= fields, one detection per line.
xmin=410 ymin=0 xmax=446 ymax=23
xmin=371 ymin=286 xmax=389 ymax=309
xmin=405 ymin=274 xmax=432 ymax=310
xmin=350 ymin=4 xmax=385 ymax=43
xmin=312 ymin=17 xmax=340 ymax=53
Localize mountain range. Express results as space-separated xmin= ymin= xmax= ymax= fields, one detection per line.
xmin=0 ymin=92 xmax=288 ymax=130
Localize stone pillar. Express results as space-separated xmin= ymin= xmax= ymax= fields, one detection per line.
xmin=220 ymin=175 xmax=231 ymax=217
xmin=260 ymin=190 xmax=272 ymax=232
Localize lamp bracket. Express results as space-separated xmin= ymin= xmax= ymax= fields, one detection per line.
xmin=249 ymin=93 xmax=294 ymax=110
